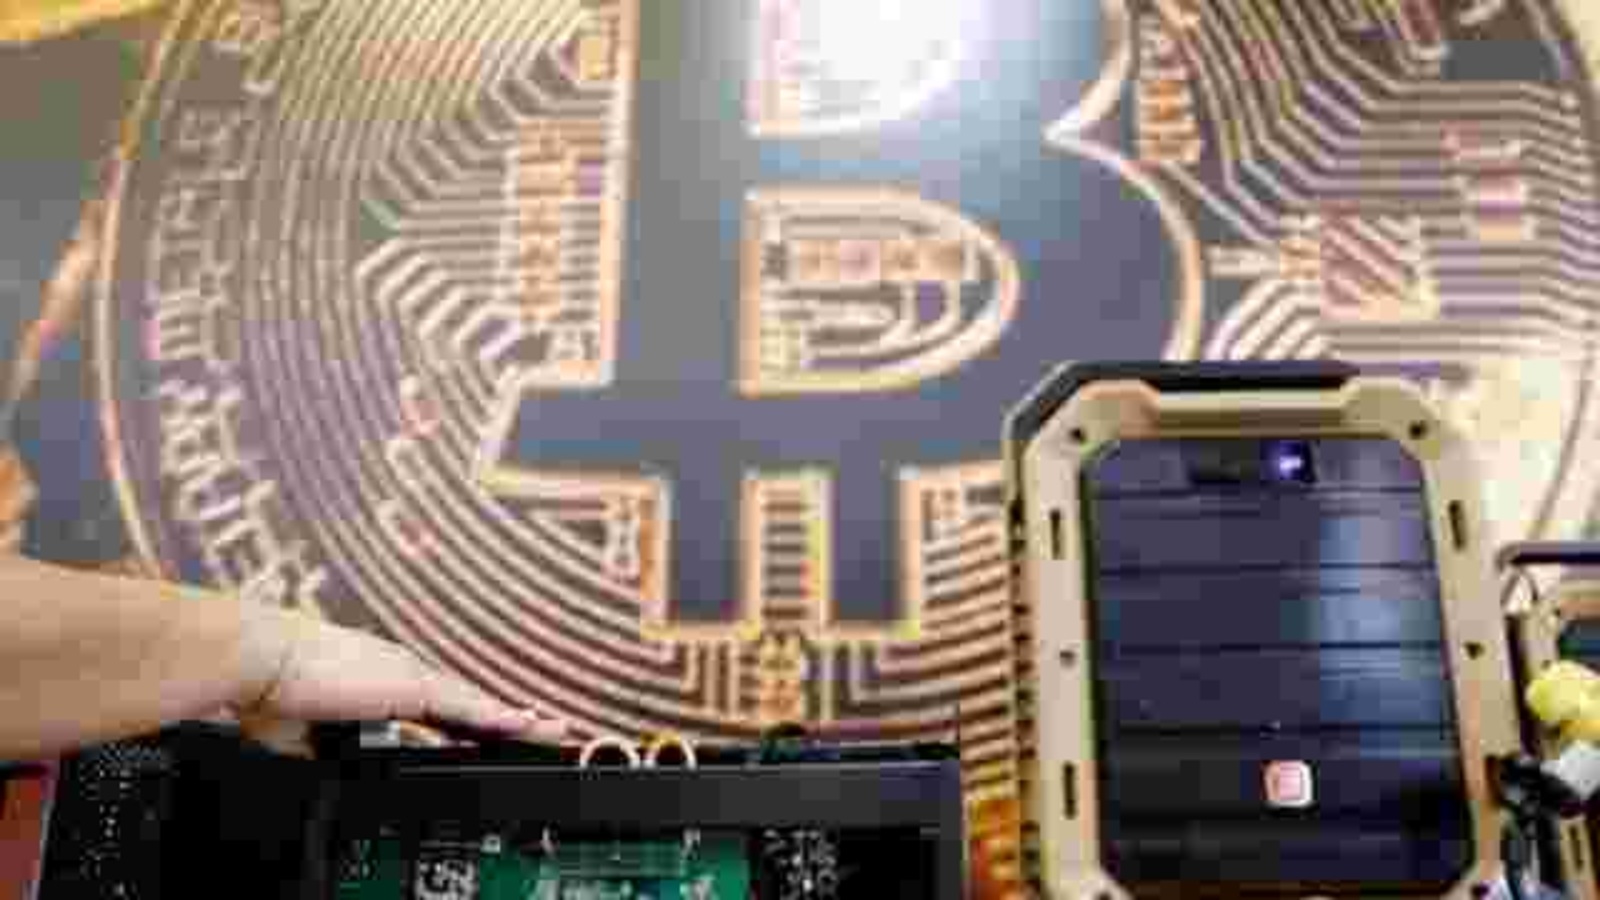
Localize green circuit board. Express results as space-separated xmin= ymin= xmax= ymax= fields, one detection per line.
xmin=335 ymin=830 xmax=751 ymax=900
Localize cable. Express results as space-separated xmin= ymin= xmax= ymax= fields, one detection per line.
xmin=1495 ymin=753 xmax=1561 ymax=900
xmin=644 ymin=733 xmax=697 ymax=769
xmin=1502 ymin=813 xmax=1536 ymax=900
xmin=578 ymin=736 xmax=640 ymax=769
xmin=1501 ymin=564 xmax=1543 ymax=616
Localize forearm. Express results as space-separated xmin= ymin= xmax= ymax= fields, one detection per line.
xmin=0 ymin=555 xmax=284 ymax=760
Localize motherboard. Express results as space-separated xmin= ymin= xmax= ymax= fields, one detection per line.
xmin=332 ymin=826 xmax=939 ymax=900
xmin=335 ymin=831 xmax=751 ymax=900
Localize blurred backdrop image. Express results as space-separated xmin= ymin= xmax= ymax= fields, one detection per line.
xmin=6 ymin=1 xmax=1600 ymax=896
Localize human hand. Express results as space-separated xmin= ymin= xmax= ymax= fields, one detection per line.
xmin=0 ymin=448 xmax=35 ymax=554
xmin=234 ymin=604 xmax=565 ymax=751
xmin=0 ymin=554 xmax=565 ymax=760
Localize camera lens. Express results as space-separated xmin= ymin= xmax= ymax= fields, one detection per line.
xmin=1266 ymin=441 xmax=1315 ymax=485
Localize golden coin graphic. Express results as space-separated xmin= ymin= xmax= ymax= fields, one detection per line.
xmin=97 ymin=2 xmax=1600 ymax=894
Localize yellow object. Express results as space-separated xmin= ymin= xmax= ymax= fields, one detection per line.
xmin=0 ymin=0 xmax=161 ymax=44
xmin=1528 ymin=661 xmax=1600 ymax=742
xmin=643 ymin=733 xmax=698 ymax=769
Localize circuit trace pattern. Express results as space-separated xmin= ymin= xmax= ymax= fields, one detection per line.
xmin=98 ymin=2 xmax=1600 ymax=897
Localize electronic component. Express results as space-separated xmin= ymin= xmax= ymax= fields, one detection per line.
xmin=1525 ymin=663 xmax=1600 ymax=811
xmin=1507 ymin=548 xmax=1600 ymax=900
xmin=38 ymin=737 xmax=180 ymax=899
xmin=34 ymin=725 xmax=963 ymax=899
xmin=317 ymin=731 xmax=964 ymax=900
xmin=36 ymin=724 xmax=322 ymax=900
xmin=334 ymin=828 xmax=750 ymax=900
xmin=1007 ymin=362 xmax=1521 ymax=900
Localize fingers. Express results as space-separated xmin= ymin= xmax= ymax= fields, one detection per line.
xmin=0 ymin=519 xmax=22 ymax=555
xmin=413 ymin=659 xmax=524 ymax=733
xmin=0 ymin=450 xmax=35 ymax=554
xmin=412 ymin=658 xmax=569 ymax=743
xmin=246 ymin=611 xmax=567 ymax=744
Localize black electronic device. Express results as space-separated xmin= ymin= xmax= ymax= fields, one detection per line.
xmin=315 ymin=725 xmax=966 ymax=900
xmin=1008 ymin=362 xmax=1521 ymax=900
xmin=34 ymin=723 xmax=965 ymax=900
xmin=38 ymin=723 xmax=323 ymax=900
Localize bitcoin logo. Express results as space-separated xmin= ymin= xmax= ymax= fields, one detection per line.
xmin=102 ymin=0 xmax=1197 ymax=760
xmin=100 ymin=2 xmax=1600 ymax=894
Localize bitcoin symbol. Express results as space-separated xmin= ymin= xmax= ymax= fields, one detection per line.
xmin=465 ymin=0 xmax=1197 ymax=750
xmin=97 ymin=7 xmax=1600 ymax=899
